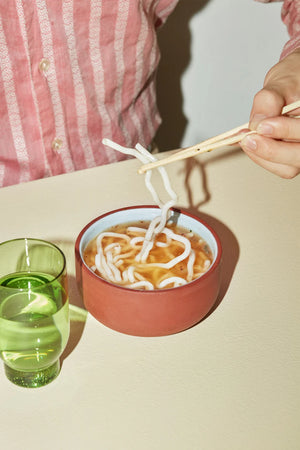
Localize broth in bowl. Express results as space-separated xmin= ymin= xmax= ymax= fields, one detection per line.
xmin=83 ymin=221 xmax=213 ymax=290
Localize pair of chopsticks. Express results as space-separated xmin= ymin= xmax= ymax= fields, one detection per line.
xmin=138 ymin=100 xmax=300 ymax=174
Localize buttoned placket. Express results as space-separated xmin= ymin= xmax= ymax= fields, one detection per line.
xmin=39 ymin=56 xmax=63 ymax=155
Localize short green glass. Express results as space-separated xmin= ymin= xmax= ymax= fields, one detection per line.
xmin=0 ymin=238 xmax=69 ymax=388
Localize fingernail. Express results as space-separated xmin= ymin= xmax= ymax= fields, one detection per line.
xmin=257 ymin=122 xmax=274 ymax=136
xmin=241 ymin=136 xmax=257 ymax=151
xmin=250 ymin=114 xmax=267 ymax=129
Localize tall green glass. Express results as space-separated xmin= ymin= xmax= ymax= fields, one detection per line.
xmin=0 ymin=238 xmax=69 ymax=388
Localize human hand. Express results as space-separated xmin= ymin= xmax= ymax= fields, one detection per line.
xmin=240 ymin=48 xmax=300 ymax=178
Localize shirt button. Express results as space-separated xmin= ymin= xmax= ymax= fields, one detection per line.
xmin=39 ymin=58 xmax=50 ymax=73
xmin=52 ymin=138 xmax=63 ymax=153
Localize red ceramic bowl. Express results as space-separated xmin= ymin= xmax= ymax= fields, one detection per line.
xmin=75 ymin=206 xmax=222 ymax=337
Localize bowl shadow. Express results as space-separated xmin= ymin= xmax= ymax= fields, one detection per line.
xmin=177 ymin=152 xmax=240 ymax=324
xmin=179 ymin=206 xmax=239 ymax=323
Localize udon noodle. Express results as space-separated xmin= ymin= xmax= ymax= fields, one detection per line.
xmin=83 ymin=139 xmax=213 ymax=290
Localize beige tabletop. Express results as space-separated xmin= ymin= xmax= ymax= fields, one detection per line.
xmin=0 ymin=147 xmax=299 ymax=450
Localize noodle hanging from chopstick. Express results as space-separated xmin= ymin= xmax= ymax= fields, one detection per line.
xmin=89 ymin=139 xmax=210 ymax=290
xmin=102 ymin=139 xmax=178 ymax=263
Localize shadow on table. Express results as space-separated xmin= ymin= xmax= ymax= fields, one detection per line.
xmin=49 ymin=239 xmax=88 ymax=364
xmin=178 ymin=148 xmax=241 ymax=322
xmin=61 ymin=275 xmax=88 ymax=363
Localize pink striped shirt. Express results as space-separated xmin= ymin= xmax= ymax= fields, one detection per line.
xmin=0 ymin=1 xmax=300 ymax=187
xmin=0 ymin=0 xmax=178 ymax=187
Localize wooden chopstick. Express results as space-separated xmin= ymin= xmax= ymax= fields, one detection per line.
xmin=138 ymin=99 xmax=300 ymax=174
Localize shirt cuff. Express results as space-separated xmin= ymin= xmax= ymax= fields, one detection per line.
xmin=280 ymin=34 xmax=300 ymax=59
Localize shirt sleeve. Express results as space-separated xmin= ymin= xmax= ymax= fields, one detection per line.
xmin=154 ymin=0 xmax=179 ymax=27
xmin=256 ymin=1 xmax=300 ymax=58
xmin=280 ymin=0 xmax=300 ymax=58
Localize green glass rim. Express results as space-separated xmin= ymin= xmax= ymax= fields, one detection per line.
xmin=0 ymin=238 xmax=66 ymax=290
